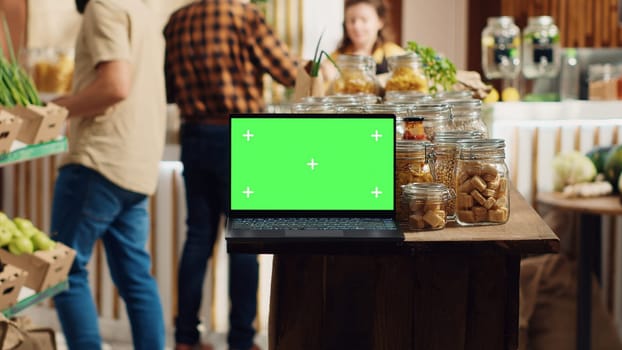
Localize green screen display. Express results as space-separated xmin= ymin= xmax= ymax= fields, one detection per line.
xmin=230 ymin=117 xmax=394 ymax=210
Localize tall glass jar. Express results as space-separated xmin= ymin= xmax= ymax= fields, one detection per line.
xmin=395 ymin=140 xmax=435 ymax=222
xmin=363 ymin=104 xmax=409 ymax=139
xmin=408 ymin=103 xmax=452 ymax=141
xmin=385 ymin=53 xmax=428 ymax=93
xmin=445 ymin=98 xmax=488 ymax=135
xmin=400 ymin=183 xmax=452 ymax=231
xmin=329 ymin=55 xmax=380 ymax=95
xmin=455 ymin=139 xmax=509 ymax=226
xmin=522 ymin=16 xmax=561 ymax=79
xmin=384 ymin=90 xmax=431 ymax=104
xmin=432 ymin=131 xmax=485 ymax=220
xmin=481 ymin=16 xmax=521 ymax=79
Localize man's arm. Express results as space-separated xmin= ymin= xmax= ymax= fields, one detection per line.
xmin=53 ymin=60 xmax=131 ymax=118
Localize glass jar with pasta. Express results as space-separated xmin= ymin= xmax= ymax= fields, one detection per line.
xmin=408 ymin=103 xmax=452 ymax=141
xmin=395 ymin=140 xmax=434 ymax=222
xmin=329 ymin=55 xmax=380 ymax=95
xmin=385 ymin=53 xmax=428 ymax=93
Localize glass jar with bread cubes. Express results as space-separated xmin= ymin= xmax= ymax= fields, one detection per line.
xmin=395 ymin=140 xmax=435 ymax=222
xmin=455 ymin=139 xmax=509 ymax=226
xmin=400 ymin=183 xmax=452 ymax=231
xmin=385 ymin=53 xmax=428 ymax=93
xmin=330 ymin=55 xmax=380 ymax=95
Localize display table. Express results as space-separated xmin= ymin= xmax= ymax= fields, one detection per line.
xmin=537 ymin=192 xmax=622 ymax=350
xmin=228 ymin=189 xmax=559 ymax=350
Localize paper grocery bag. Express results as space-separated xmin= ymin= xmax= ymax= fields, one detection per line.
xmin=293 ymin=62 xmax=324 ymax=102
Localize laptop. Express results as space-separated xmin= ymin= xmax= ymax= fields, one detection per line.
xmin=225 ymin=113 xmax=402 ymax=243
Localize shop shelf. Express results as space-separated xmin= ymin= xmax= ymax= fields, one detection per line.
xmin=0 ymin=137 xmax=67 ymax=168
xmin=1 ymin=279 xmax=69 ymax=318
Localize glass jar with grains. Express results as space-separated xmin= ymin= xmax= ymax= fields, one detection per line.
xmin=455 ymin=139 xmax=509 ymax=226
xmin=395 ymin=140 xmax=435 ymax=222
xmin=432 ymin=131 xmax=485 ymax=220
xmin=330 ymin=55 xmax=380 ymax=95
xmin=400 ymin=182 xmax=452 ymax=231
xmin=385 ymin=53 xmax=428 ymax=93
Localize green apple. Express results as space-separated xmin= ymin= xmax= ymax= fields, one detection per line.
xmin=31 ymin=231 xmax=56 ymax=251
xmin=0 ymin=212 xmax=10 ymax=223
xmin=8 ymin=236 xmax=34 ymax=255
xmin=0 ymin=227 xmax=12 ymax=247
xmin=13 ymin=218 xmax=36 ymax=237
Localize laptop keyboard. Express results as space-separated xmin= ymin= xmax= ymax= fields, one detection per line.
xmin=230 ymin=217 xmax=397 ymax=231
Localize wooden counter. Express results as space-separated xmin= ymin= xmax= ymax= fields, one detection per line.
xmin=228 ymin=190 xmax=559 ymax=350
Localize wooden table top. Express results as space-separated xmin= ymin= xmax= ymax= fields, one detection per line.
xmin=404 ymin=188 xmax=560 ymax=254
xmin=537 ymin=192 xmax=622 ymax=216
xmin=227 ymin=188 xmax=560 ymax=255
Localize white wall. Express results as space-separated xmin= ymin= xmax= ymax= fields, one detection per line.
xmin=402 ymin=0 xmax=467 ymax=70
xmin=301 ymin=0 xmax=343 ymax=59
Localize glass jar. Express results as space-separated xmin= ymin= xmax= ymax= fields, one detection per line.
xmin=385 ymin=53 xmax=428 ymax=93
xmin=432 ymin=131 xmax=485 ymax=220
xmin=402 ymin=117 xmax=425 ymax=140
xmin=455 ymin=139 xmax=509 ymax=226
xmin=291 ymin=102 xmax=336 ymax=113
xmin=446 ymin=99 xmax=488 ymax=135
xmin=384 ymin=90 xmax=432 ymax=104
xmin=407 ymin=103 xmax=452 ymax=141
xmin=481 ymin=16 xmax=521 ymax=79
xmin=395 ymin=140 xmax=435 ymax=222
xmin=362 ymin=104 xmax=409 ymax=139
xmin=400 ymin=182 xmax=452 ymax=231
xmin=329 ymin=55 xmax=380 ymax=95
xmin=522 ymin=16 xmax=561 ymax=79
xmin=588 ymin=64 xmax=619 ymax=101
xmin=434 ymin=90 xmax=473 ymax=100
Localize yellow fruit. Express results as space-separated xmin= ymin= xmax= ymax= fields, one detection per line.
xmin=502 ymin=87 xmax=520 ymax=102
xmin=483 ymin=87 xmax=499 ymax=103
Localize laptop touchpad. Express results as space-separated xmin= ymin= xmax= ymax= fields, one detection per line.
xmin=284 ymin=230 xmax=345 ymax=237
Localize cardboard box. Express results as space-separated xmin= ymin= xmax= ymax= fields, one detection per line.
xmin=0 ymin=264 xmax=27 ymax=310
xmin=0 ymin=110 xmax=22 ymax=154
xmin=8 ymin=103 xmax=67 ymax=144
xmin=0 ymin=243 xmax=75 ymax=292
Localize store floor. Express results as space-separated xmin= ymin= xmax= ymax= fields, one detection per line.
xmin=55 ymin=332 xmax=269 ymax=350
xmin=24 ymin=306 xmax=268 ymax=350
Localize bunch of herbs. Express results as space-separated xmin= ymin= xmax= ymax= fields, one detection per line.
xmin=406 ymin=41 xmax=457 ymax=94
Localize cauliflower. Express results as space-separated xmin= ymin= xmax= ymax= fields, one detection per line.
xmin=552 ymin=151 xmax=597 ymax=191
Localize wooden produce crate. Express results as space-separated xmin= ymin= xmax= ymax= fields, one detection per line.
xmin=8 ymin=103 xmax=67 ymax=144
xmin=0 ymin=243 xmax=75 ymax=292
xmin=0 ymin=264 xmax=28 ymax=310
xmin=0 ymin=110 xmax=22 ymax=154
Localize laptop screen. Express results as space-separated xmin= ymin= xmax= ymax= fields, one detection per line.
xmin=230 ymin=114 xmax=395 ymax=211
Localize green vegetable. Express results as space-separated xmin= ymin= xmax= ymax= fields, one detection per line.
xmin=552 ymin=151 xmax=597 ymax=191
xmin=405 ymin=41 xmax=457 ymax=94
xmin=308 ymin=32 xmax=338 ymax=78
xmin=0 ymin=15 xmax=42 ymax=107
xmin=586 ymin=145 xmax=613 ymax=174
xmin=604 ymin=145 xmax=622 ymax=192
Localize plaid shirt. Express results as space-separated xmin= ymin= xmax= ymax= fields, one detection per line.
xmin=164 ymin=0 xmax=298 ymax=123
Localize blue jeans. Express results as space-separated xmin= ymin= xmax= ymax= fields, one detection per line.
xmin=175 ymin=124 xmax=259 ymax=349
xmin=51 ymin=164 xmax=165 ymax=350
